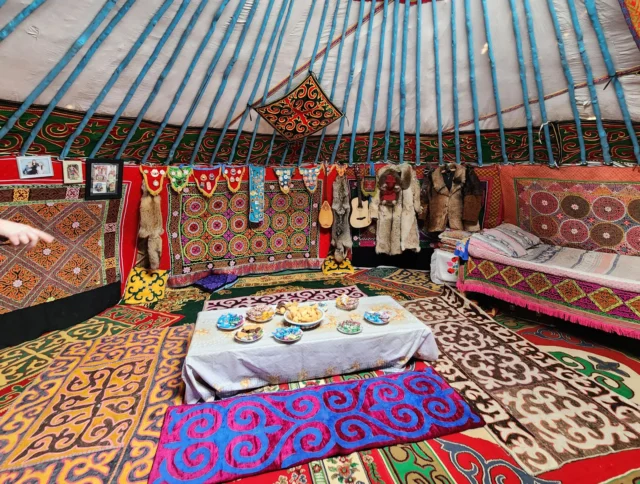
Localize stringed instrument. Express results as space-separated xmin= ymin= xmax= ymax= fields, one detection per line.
xmin=318 ymin=163 xmax=333 ymax=229
xmin=350 ymin=166 xmax=371 ymax=228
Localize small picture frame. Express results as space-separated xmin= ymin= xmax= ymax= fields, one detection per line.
xmin=85 ymin=159 xmax=123 ymax=200
xmin=63 ymin=160 xmax=83 ymax=185
xmin=16 ymin=156 xmax=54 ymax=179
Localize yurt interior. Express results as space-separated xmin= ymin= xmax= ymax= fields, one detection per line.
xmin=1 ymin=0 xmax=640 ymax=482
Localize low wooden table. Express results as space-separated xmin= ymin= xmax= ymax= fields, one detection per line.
xmin=182 ymin=296 xmax=439 ymax=403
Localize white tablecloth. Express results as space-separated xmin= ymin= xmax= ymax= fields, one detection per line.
xmin=182 ymin=296 xmax=439 ymax=403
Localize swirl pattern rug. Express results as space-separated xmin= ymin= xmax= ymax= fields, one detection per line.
xmin=149 ymin=369 xmax=483 ymax=484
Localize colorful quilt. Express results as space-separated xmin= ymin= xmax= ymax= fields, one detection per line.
xmin=167 ymin=181 xmax=322 ymax=286
xmin=0 ymin=325 xmax=193 ymax=483
xmin=254 ymin=73 xmax=343 ymax=142
xmin=0 ymin=305 xmax=183 ymax=416
xmin=149 ymin=370 xmax=483 ymax=484
xmin=0 ymin=185 xmax=125 ymax=313
xmin=459 ymin=254 xmax=640 ymax=339
xmin=501 ymin=165 xmax=640 ymax=256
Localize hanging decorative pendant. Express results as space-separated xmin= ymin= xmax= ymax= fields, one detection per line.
xmin=140 ymin=165 xmax=167 ymax=196
xmin=249 ymin=165 xmax=265 ymax=223
xmin=274 ymin=166 xmax=296 ymax=194
xmin=194 ymin=166 xmax=221 ymax=198
xmin=223 ymin=165 xmax=246 ymax=193
xmin=362 ymin=175 xmax=377 ymax=197
xmin=299 ymin=165 xmax=323 ymax=193
xmin=167 ymin=166 xmax=192 ymax=193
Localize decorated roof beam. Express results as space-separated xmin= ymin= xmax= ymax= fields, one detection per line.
xmin=89 ymin=0 xmax=192 ymax=158
xmin=115 ymin=0 xmax=210 ymax=160
xmin=564 ymin=0 xmax=611 ymax=165
xmin=507 ymin=0 xmax=534 ymax=164
xmin=330 ymin=0 xmax=365 ymax=165
xmin=245 ymin=0 xmax=295 ymax=166
xmin=415 ymin=0 xmax=422 ymax=166
xmin=451 ymin=0 xmax=460 ymax=164
xmin=60 ymin=0 xmax=176 ymax=160
xmin=399 ymin=0 xmax=409 ymax=164
xmin=432 ymin=0 xmax=443 ymax=165
xmin=19 ymin=0 xmax=138 ymax=156
xmin=584 ymin=0 xmax=640 ymax=164
xmin=0 ymin=0 xmax=118 ymax=140
xmin=314 ymin=0 xmax=353 ymax=165
xmin=209 ymin=0 xmax=279 ymax=166
xmin=188 ymin=0 xmax=261 ymax=165
xmin=480 ymin=0 xmax=507 ymax=164
xmin=384 ymin=0 xmax=400 ymax=161
xmin=297 ymin=0 xmax=334 ymax=166
xmin=464 ymin=0 xmax=482 ymax=166
xmin=168 ymin=0 xmax=248 ymax=165
xmin=138 ymin=0 xmax=232 ymax=163
xmin=349 ymin=0 xmax=376 ymax=166
xmin=544 ymin=0 xmax=586 ymax=165
xmin=522 ymin=0 xmax=555 ymax=167
xmin=367 ymin=0 xmax=389 ymax=171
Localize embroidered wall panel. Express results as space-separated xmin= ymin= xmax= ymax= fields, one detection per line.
xmin=2 ymin=102 xmax=639 ymax=165
xmin=502 ymin=166 xmax=640 ymax=255
xmin=167 ymin=181 xmax=322 ymax=286
xmin=0 ymin=185 xmax=125 ymax=314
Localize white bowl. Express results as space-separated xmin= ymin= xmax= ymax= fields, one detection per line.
xmin=284 ymin=308 xmax=325 ymax=329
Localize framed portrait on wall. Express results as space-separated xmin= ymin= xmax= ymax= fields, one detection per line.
xmin=62 ymin=160 xmax=83 ymax=184
xmin=16 ymin=156 xmax=54 ymax=179
xmin=85 ymin=159 xmax=123 ymax=200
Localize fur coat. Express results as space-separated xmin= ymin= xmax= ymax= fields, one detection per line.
xmin=139 ymin=184 xmax=164 ymax=270
xmin=420 ymin=164 xmax=483 ymax=233
xmin=331 ymin=174 xmax=352 ymax=263
xmin=369 ymin=164 xmax=421 ymax=256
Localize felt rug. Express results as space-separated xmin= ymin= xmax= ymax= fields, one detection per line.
xmin=167 ymin=181 xmax=323 ymax=287
xmin=344 ymin=268 xmax=442 ymax=300
xmin=0 ymin=185 xmax=126 ymax=313
xmin=203 ymin=285 xmax=366 ymax=311
xmin=231 ymin=271 xmax=343 ymax=289
xmin=0 ymin=305 xmax=182 ymax=416
xmin=149 ymin=369 xmax=484 ymax=484
xmin=404 ymin=286 xmax=640 ymax=475
xmin=0 ymin=325 xmax=193 ymax=483
xmin=500 ymin=165 xmax=640 ymax=256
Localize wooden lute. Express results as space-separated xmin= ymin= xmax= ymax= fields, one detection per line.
xmin=350 ymin=166 xmax=371 ymax=228
xmin=318 ymin=163 xmax=333 ymax=228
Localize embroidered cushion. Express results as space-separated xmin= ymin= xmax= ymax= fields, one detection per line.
xmin=471 ymin=230 xmax=528 ymax=258
xmin=255 ymin=73 xmax=342 ymax=141
xmin=122 ymin=268 xmax=168 ymax=305
xmin=194 ymin=273 xmax=238 ymax=292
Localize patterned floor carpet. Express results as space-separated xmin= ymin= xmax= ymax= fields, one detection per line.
xmin=1 ymin=269 xmax=640 ymax=482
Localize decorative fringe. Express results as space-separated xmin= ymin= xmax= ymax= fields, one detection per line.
xmin=457 ymin=279 xmax=640 ymax=340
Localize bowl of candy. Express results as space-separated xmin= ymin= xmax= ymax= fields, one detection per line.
xmin=246 ymin=304 xmax=276 ymax=323
xmin=335 ymin=295 xmax=359 ymax=311
xmin=272 ymin=326 xmax=303 ymax=343
xmin=337 ymin=319 xmax=362 ymax=335
xmin=234 ymin=325 xmax=264 ymax=343
xmin=216 ymin=313 xmax=244 ymax=331
xmin=284 ymin=303 xmax=324 ymax=330
xmin=363 ymin=310 xmax=392 ymax=325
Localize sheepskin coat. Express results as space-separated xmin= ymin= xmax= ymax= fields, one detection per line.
xmin=369 ymin=164 xmax=421 ymax=256
xmin=420 ymin=164 xmax=483 ymax=233
xmin=331 ymin=174 xmax=352 ymax=262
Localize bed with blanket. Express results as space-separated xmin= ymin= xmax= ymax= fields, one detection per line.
xmin=458 ymin=224 xmax=640 ymax=339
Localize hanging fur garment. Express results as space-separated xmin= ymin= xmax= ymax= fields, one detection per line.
xmin=370 ymin=164 xmax=421 ymax=255
xmin=138 ymin=184 xmax=164 ymax=270
xmin=331 ymin=173 xmax=352 ymax=263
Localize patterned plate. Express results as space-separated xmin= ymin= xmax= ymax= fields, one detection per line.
xmin=364 ymin=311 xmax=391 ymax=325
xmin=234 ymin=326 xmax=264 ymax=343
xmin=246 ymin=305 xmax=276 ymax=323
xmin=272 ymin=327 xmax=303 ymax=344
xmin=337 ymin=320 xmax=362 ymax=335
xmin=216 ymin=313 xmax=244 ymax=331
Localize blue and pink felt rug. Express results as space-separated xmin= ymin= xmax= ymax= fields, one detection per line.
xmin=149 ymin=369 xmax=484 ymax=483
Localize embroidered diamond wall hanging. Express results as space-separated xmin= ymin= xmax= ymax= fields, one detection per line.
xmin=254 ymin=73 xmax=343 ymax=142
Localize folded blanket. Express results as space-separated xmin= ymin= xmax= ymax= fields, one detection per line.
xmin=470 ymin=230 xmax=527 ymax=258
xmin=492 ymin=223 xmax=540 ymax=249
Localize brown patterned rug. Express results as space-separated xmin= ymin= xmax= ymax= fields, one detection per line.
xmin=403 ymin=287 xmax=640 ymax=475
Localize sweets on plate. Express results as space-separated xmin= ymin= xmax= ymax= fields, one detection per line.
xmin=272 ymin=326 xmax=303 ymax=343
xmin=337 ymin=319 xmax=362 ymax=335
xmin=246 ymin=304 xmax=275 ymax=322
xmin=235 ymin=325 xmax=264 ymax=343
xmin=336 ymin=295 xmax=359 ymax=311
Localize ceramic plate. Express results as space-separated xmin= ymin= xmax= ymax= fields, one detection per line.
xmin=234 ymin=326 xmax=264 ymax=343
xmin=217 ymin=313 xmax=244 ymax=331
xmin=337 ymin=320 xmax=362 ymax=335
xmin=246 ymin=305 xmax=276 ymax=323
xmin=272 ymin=327 xmax=303 ymax=343
xmin=363 ymin=311 xmax=391 ymax=325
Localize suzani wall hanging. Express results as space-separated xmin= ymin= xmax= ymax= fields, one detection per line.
xmin=254 ymin=74 xmax=343 ymax=141
xmin=167 ymin=180 xmax=323 ymax=286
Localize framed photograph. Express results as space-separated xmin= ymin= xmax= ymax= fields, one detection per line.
xmin=85 ymin=159 xmax=123 ymax=200
xmin=16 ymin=156 xmax=54 ymax=179
xmin=62 ymin=160 xmax=83 ymax=185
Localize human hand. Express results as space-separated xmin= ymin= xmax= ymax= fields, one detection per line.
xmin=0 ymin=219 xmax=54 ymax=249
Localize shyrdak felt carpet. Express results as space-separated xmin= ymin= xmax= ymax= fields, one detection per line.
xmin=0 ymin=304 xmax=183 ymax=416
xmin=344 ymin=268 xmax=442 ymax=301
xmin=149 ymin=369 xmax=484 ymax=484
